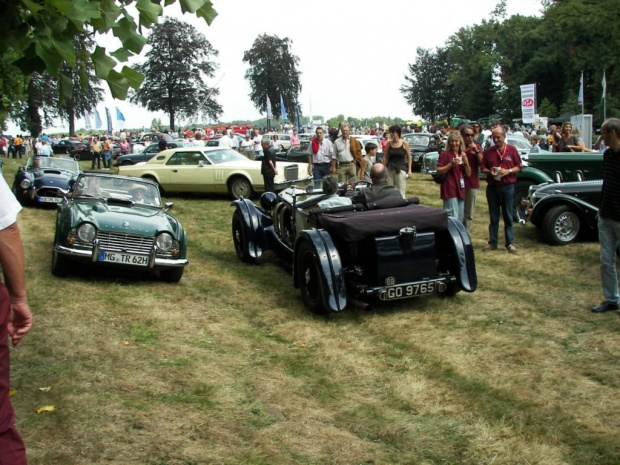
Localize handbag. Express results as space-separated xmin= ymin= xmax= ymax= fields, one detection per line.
xmin=432 ymin=172 xmax=446 ymax=184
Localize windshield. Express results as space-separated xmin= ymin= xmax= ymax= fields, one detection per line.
xmin=508 ymin=137 xmax=530 ymax=151
xmin=204 ymin=149 xmax=248 ymax=164
xmin=74 ymin=175 xmax=161 ymax=207
xmin=404 ymin=134 xmax=431 ymax=146
xmin=28 ymin=157 xmax=80 ymax=174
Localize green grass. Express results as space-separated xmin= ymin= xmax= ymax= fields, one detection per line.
xmin=2 ymin=159 xmax=620 ymax=464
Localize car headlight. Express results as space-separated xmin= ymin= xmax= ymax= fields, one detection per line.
xmin=20 ymin=179 xmax=31 ymax=189
xmin=76 ymin=223 xmax=97 ymax=243
xmin=156 ymin=232 xmax=174 ymax=251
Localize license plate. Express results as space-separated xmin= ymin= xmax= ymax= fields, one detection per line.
xmin=39 ymin=196 xmax=62 ymax=203
xmin=378 ymin=281 xmax=442 ymax=301
xmin=98 ymin=251 xmax=149 ymax=267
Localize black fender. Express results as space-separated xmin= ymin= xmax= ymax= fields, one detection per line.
xmin=294 ymin=229 xmax=347 ymax=312
xmin=530 ymin=195 xmax=599 ymax=230
xmin=231 ymin=198 xmax=268 ymax=260
xmin=446 ymin=218 xmax=477 ymax=292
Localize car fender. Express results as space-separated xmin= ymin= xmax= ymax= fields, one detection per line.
xmin=294 ymin=229 xmax=347 ymax=312
xmin=517 ymin=166 xmax=555 ymax=185
xmin=231 ymin=198 xmax=266 ymax=259
xmin=446 ymin=218 xmax=477 ymax=292
xmin=530 ymin=195 xmax=598 ymax=229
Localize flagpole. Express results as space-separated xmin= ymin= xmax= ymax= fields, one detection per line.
xmin=581 ymin=71 xmax=584 ymax=118
xmin=602 ymin=69 xmax=607 ymax=121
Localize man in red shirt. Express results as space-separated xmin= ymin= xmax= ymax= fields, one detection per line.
xmin=461 ymin=125 xmax=483 ymax=232
xmin=481 ymin=127 xmax=522 ymax=253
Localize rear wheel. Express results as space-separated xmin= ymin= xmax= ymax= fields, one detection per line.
xmin=51 ymin=250 xmax=70 ymax=277
xmin=73 ymin=153 xmax=81 ymax=161
xmin=232 ymin=210 xmax=255 ymax=263
xmin=542 ymin=204 xmax=581 ymax=245
xmin=296 ymin=241 xmax=327 ymax=313
xmin=514 ymin=180 xmax=532 ymax=221
xmin=160 ymin=267 xmax=184 ymax=283
xmin=228 ymin=176 xmax=254 ymax=200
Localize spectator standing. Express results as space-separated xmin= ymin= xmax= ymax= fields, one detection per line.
xmin=592 ymin=118 xmax=620 ymax=313
xmin=218 ymin=130 xmax=233 ymax=149
xmin=240 ymin=134 xmax=254 ymax=158
xmin=473 ymin=123 xmax=485 ymax=146
xmin=158 ymin=134 xmax=168 ymax=152
xmin=102 ymin=137 xmax=112 ymax=169
xmin=290 ymin=129 xmax=300 ymax=149
xmin=331 ymin=124 xmax=361 ymax=182
xmin=461 ymin=125 xmax=483 ymax=231
xmin=38 ymin=140 xmax=52 ymax=157
xmin=252 ymin=129 xmax=263 ymax=160
xmin=13 ymin=135 xmax=22 ymax=159
xmin=260 ymin=139 xmax=277 ymax=193
xmin=554 ymin=122 xmax=586 ymax=152
xmin=0 ymin=175 xmax=33 ymax=464
xmin=481 ymin=126 xmax=523 ymax=253
xmin=529 ymin=135 xmax=541 ymax=154
xmin=436 ymin=132 xmax=471 ymax=223
xmin=90 ymin=137 xmax=102 ymax=169
xmin=119 ymin=138 xmax=130 ymax=155
xmin=307 ymin=127 xmax=334 ymax=187
xmin=383 ymin=124 xmax=412 ymax=199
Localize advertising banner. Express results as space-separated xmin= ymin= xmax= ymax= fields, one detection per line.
xmin=520 ymin=84 xmax=536 ymax=124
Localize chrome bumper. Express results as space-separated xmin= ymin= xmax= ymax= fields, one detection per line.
xmin=54 ymin=244 xmax=188 ymax=268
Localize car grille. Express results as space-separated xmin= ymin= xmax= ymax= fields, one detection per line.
xmin=36 ymin=187 xmax=64 ymax=198
xmin=97 ymin=232 xmax=154 ymax=254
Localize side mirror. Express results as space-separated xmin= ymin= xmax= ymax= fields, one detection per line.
xmin=164 ymin=202 xmax=174 ymax=212
xmin=198 ymin=160 xmax=205 ymax=167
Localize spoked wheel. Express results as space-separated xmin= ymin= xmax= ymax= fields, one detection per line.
xmin=296 ymin=241 xmax=327 ymax=313
xmin=229 ymin=176 xmax=254 ymax=200
xmin=542 ymin=205 xmax=581 ymax=245
xmin=232 ymin=210 xmax=255 ymax=263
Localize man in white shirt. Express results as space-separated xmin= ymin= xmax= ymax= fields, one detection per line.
xmin=38 ymin=140 xmax=52 ymax=157
xmin=218 ymin=130 xmax=233 ymax=149
xmin=252 ymin=129 xmax=263 ymax=160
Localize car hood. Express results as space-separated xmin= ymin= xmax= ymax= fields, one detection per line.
xmin=72 ymin=200 xmax=179 ymax=236
xmin=32 ymin=169 xmax=78 ymax=189
xmin=534 ymin=179 xmax=602 ymax=196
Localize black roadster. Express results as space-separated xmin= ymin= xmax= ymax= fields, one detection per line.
xmin=12 ymin=156 xmax=81 ymax=206
xmin=231 ymin=185 xmax=477 ymax=313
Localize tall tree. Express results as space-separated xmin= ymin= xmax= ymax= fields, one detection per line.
xmin=401 ymin=47 xmax=457 ymax=122
xmin=0 ymin=0 xmax=217 ymax=100
xmin=243 ymin=34 xmax=302 ymax=124
xmin=12 ymin=72 xmax=59 ymax=137
xmin=129 ymin=17 xmax=222 ymax=130
xmin=56 ymin=35 xmax=104 ymax=136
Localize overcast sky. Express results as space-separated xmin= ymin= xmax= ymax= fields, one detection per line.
xmin=10 ymin=0 xmax=545 ymax=134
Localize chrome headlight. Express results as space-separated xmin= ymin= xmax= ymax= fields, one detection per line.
xmin=20 ymin=179 xmax=31 ymax=189
xmin=156 ymin=232 xmax=174 ymax=251
xmin=76 ymin=223 xmax=97 ymax=243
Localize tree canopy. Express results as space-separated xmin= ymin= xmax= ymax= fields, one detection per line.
xmin=0 ymin=0 xmax=217 ymax=102
xmin=129 ymin=17 xmax=222 ymax=131
xmin=401 ymin=0 xmax=619 ymax=125
xmin=243 ymin=34 xmax=302 ymax=124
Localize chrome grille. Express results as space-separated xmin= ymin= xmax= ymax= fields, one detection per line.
xmin=97 ymin=232 xmax=154 ymax=254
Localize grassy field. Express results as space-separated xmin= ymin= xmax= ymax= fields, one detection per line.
xmin=2 ymin=157 xmax=619 ymax=464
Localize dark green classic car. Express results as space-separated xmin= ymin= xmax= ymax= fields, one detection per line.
xmin=52 ymin=173 xmax=188 ymax=282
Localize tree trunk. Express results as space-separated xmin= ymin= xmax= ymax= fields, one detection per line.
xmin=169 ymin=109 xmax=175 ymax=131
xmin=68 ymin=104 xmax=76 ymax=136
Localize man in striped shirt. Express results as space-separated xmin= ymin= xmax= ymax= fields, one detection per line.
xmin=593 ymin=118 xmax=620 ymax=313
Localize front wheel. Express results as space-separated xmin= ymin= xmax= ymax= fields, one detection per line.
xmin=232 ymin=210 xmax=256 ymax=263
xmin=542 ymin=204 xmax=581 ymax=245
xmin=228 ymin=176 xmax=254 ymax=200
xmin=160 ymin=267 xmax=184 ymax=283
xmin=514 ymin=180 xmax=532 ymax=221
xmin=296 ymin=241 xmax=328 ymax=314
xmin=73 ymin=153 xmax=81 ymax=161
xmin=51 ymin=250 xmax=70 ymax=277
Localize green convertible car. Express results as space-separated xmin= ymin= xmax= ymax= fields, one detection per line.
xmin=52 ymin=173 xmax=188 ymax=282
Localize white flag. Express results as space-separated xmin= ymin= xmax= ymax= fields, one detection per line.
xmin=266 ymin=96 xmax=272 ymax=119
xmin=577 ymin=73 xmax=584 ymax=105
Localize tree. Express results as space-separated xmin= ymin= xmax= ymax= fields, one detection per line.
xmin=401 ymin=47 xmax=457 ymax=122
xmin=0 ymin=0 xmax=217 ymax=101
xmin=12 ymin=73 xmax=59 ymax=138
xmin=243 ymin=34 xmax=302 ymax=125
xmin=129 ymin=18 xmax=222 ymax=131
xmin=57 ymin=35 xmax=104 ymax=136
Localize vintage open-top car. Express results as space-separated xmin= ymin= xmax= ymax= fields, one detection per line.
xmin=524 ymin=179 xmax=602 ymax=245
xmin=52 ymin=173 xmax=188 ymax=282
xmin=12 ymin=156 xmax=81 ymax=206
xmin=231 ymin=184 xmax=477 ymax=312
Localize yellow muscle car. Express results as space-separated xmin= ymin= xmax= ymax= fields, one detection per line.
xmin=118 ymin=147 xmax=311 ymax=199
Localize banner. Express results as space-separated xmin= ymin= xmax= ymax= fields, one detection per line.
xmin=577 ymin=73 xmax=584 ymax=105
xmin=519 ymin=83 xmax=536 ymax=124
xmin=280 ymin=95 xmax=287 ymax=120
xmin=84 ymin=113 xmax=92 ymax=130
xmin=116 ymin=107 xmax=126 ymax=129
xmin=266 ymin=96 xmax=272 ymax=119
xmin=602 ymin=70 xmax=607 ymax=100
xmin=94 ymin=109 xmax=102 ymax=129
xmin=105 ymin=107 xmax=113 ymax=135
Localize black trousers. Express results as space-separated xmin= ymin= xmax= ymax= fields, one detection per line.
xmin=263 ymin=174 xmax=275 ymax=193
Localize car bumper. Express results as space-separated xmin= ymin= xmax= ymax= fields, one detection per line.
xmin=55 ymin=244 xmax=188 ymax=268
